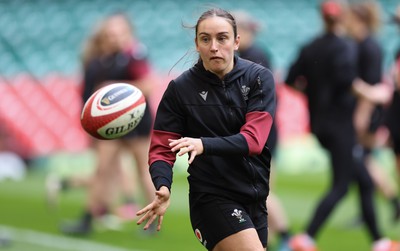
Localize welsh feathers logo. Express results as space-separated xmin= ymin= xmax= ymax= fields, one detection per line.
xmin=240 ymin=85 xmax=250 ymax=100
xmin=231 ymin=209 xmax=246 ymax=223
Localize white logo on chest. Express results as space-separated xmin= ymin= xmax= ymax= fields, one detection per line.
xmin=199 ymin=91 xmax=208 ymax=101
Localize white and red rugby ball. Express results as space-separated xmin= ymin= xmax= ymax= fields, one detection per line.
xmin=81 ymin=83 xmax=146 ymax=140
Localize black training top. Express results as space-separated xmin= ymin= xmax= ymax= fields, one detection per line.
xmin=386 ymin=55 xmax=400 ymax=142
xmin=285 ymin=33 xmax=358 ymax=133
xmin=82 ymin=44 xmax=150 ymax=103
xmin=357 ymin=35 xmax=383 ymax=85
xmin=149 ymin=56 xmax=276 ymax=203
xmin=238 ymin=44 xmax=278 ymax=153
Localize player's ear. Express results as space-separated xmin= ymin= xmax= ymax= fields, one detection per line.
xmin=195 ymin=37 xmax=199 ymax=52
xmin=234 ymin=35 xmax=240 ymax=51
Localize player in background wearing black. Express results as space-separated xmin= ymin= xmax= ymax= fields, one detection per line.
xmin=61 ymin=12 xmax=156 ymax=235
xmin=346 ymin=1 xmax=400 ymax=226
xmin=390 ymin=4 xmax=400 ymax=178
xmin=136 ymin=8 xmax=276 ymax=251
xmin=233 ymin=10 xmax=291 ymax=251
xmin=285 ymin=1 xmax=400 ymax=251
xmin=385 ymin=4 xmax=400 ymax=202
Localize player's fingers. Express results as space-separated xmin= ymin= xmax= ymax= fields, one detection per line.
xmin=188 ymin=150 xmax=197 ymax=164
xmin=136 ymin=203 xmax=153 ymax=216
xmin=169 ymin=138 xmax=193 ymax=152
xmin=157 ymin=215 xmax=164 ymax=231
xmin=138 ymin=209 xmax=154 ymax=227
xmin=178 ymin=146 xmax=189 ymax=156
xmin=172 ymin=142 xmax=189 ymax=152
xmin=137 ymin=213 xmax=148 ymax=225
xmin=144 ymin=214 xmax=157 ymax=230
xmin=168 ymin=139 xmax=178 ymax=147
xmin=171 ymin=144 xmax=183 ymax=152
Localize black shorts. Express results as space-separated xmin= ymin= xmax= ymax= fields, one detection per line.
xmin=368 ymin=105 xmax=385 ymax=133
xmin=189 ymin=193 xmax=268 ymax=250
xmin=386 ymin=91 xmax=400 ymax=154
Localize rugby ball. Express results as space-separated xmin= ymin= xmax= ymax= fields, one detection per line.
xmin=81 ymin=83 xmax=146 ymax=140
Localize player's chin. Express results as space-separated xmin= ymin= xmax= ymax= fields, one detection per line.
xmin=208 ymin=64 xmax=226 ymax=73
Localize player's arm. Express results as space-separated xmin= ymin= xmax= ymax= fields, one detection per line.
xmin=285 ymin=48 xmax=307 ymax=92
xmin=147 ymin=80 xmax=186 ymax=190
xmin=201 ymin=67 xmax=276 ymax=156
xmin=352 ymin=78 xmax=393 ymax=104
xmin=137 ymin=80 xmax=185 ymax=230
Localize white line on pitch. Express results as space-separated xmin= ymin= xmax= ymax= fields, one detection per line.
xmin=0 ymin=225 xmax=146 ymax=251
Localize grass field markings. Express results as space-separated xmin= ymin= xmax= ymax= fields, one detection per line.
xmin=0 ymin=225 xmax=145 ymax=251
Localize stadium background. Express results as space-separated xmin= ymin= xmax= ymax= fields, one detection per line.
xmin=0 ymin=0 xmax=399 ymax=251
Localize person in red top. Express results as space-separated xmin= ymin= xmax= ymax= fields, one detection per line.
xmin=61 ymin=12 xmax=156 ymax=235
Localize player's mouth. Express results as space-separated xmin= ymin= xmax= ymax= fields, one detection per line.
xmin=210 ymin=56 xmax=223 ymax=61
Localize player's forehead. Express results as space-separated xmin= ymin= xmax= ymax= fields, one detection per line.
xmin=197 ymin=16 xmax=234 ymax=36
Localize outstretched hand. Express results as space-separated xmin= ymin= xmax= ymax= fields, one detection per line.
xmin=169 ymin=137 xmax=204 ymax=164
xmin=136 ymin=186 xmax=171 ymax=231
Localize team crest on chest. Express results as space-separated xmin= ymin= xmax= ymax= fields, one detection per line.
xmin=241 ymin=85 xmax=250 ymax=100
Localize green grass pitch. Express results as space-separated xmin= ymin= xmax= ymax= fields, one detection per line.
xmin=0 ymin=138 xmax=399 ymax=251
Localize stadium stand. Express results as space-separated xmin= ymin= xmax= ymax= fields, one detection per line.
xmin=0 ymin=0 xmax=398 ymax=159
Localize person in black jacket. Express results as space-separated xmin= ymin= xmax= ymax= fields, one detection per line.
xmin=286 ymin=1 xmax=399 ymax=251
xmin=346 ymin=1 xmax=400 ymax=225
xmin=136 ymin=8 xmax=276 ymax=251
xmin=233 ymin=10 xmax=292 ymax=251
xmin=386 ymin=3 xmax=400 ymax=208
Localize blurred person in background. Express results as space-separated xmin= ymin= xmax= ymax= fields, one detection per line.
xmin=346 ymin=0 xmax=400 ymax=225
xmin=386 ymin=5 xmax=400 ymax=181
xmin=0 ymin=123 xmax=26 ymax=182
xmin=61 ymin=12 xmax=155 ymax=235
xmin=233 ymin=10 xmax=291 ymax=251
xmin=381 ymin=10 xmax=400 ymax=237
xmin=284 ymin=1 xmax=399 ymax=250
xmin=136 ymin=8 xmax=276 ymax=251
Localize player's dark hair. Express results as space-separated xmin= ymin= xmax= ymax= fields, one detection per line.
xmin=194 ymin=8 xmax=237 ymax=40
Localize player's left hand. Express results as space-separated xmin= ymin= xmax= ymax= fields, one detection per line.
xmin=169 ymin=137 xmax=204 ymax=164
xmin=136 ymin=186 xmax=170 ymax=231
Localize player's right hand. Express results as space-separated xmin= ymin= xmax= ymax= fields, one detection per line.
xmin=136 ymin=186 xmax=171 ymax=231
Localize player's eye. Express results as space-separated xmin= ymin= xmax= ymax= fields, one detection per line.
xmin=218 ymin=36 xmax=228 ymax=42
xmin=199 ymin=36 xmax=210 ymax=43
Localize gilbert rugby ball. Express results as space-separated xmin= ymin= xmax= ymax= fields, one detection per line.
xmin=81 ymin=83 xmax=146 ymax=140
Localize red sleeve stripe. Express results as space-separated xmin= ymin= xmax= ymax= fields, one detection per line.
xmin=149 ymin=129 xmax=181 ymax=166
xmin=240 ymin=111 xmax=273 ymax=155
